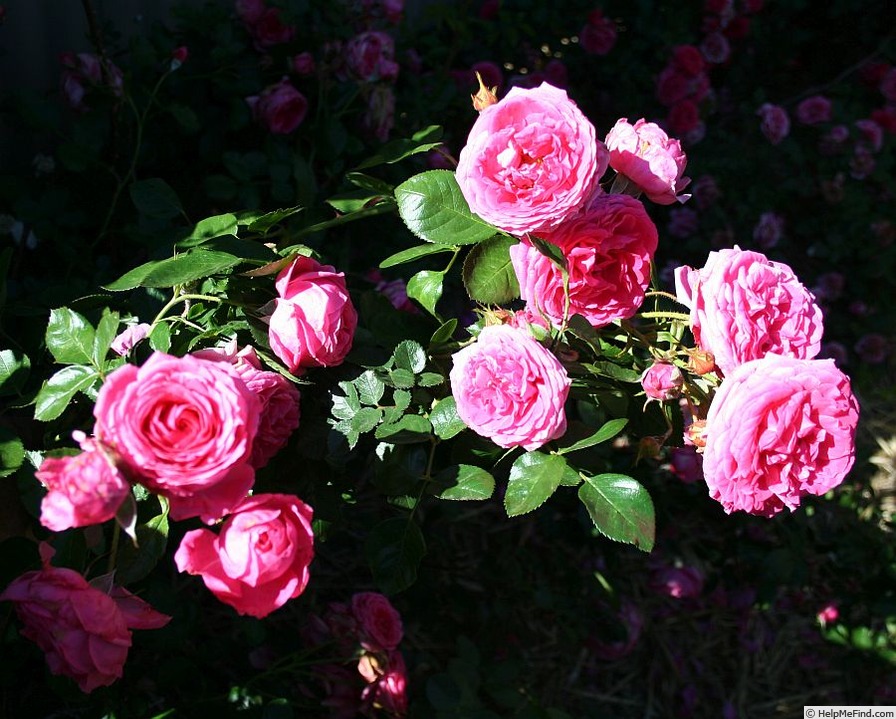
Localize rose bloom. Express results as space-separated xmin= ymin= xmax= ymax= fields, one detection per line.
xmin=579 ymin=10 xmax=617 ymax=56
xmin=60 ymin=52 xmax=124 ymax=111
xmin=360 ymin=650 xmax=408 ymax=716
xmin=247 ymin=78 xmax=308 ymax=135
xmin=351 ymin=592 xmax=403 ymax=652
xmin=871 ymin=106 xmax=896 ymax=135
xmin=675 ymin=247 xmax=824 ymax=375
xmin=703 ymin=355 xmax=859 ymax=517
xmin=456 ymin=82 xmax=605 ymax=236
xmin=1 ymin=550 xmax=169 ymax=693
xmin=667 ymin=100 xmax=700 ymax=136
xmin=757 ymin=103 xmax=790 ymax=144
xmin=93 ymin=351 xmax=261 ymax=523
xmin=193 ymin=343 xmax=301 ymax=469
xmin=752 ymin=211 xmax=784 ymax=250
xmin=641 ymin=362 xmax=684 ymax=401
xmin=175 ymin=493 xmax=315 ymax=618
xmin=110 ymin=322 xmax=151 ymax=356
xmin=700 ymin=31 xmax=731 ymax=64
xmin=667 ymin=446 xmax=703 ymax=484
xmin=671 ymin=45 xmax=705 ymax=76
xmin=268 ymin=255 xmax=358 ymax=372
xmin=604 ymin=117 xmax=690 ymax=204
xmin=649 ymin=565 xmax=704 ymax=599
xmin=449 ymin=325 xmax=571 ymax=451
xmin=510 ymin=194 xmax=658 ymax=329
xmin=655 ymin=66 xmax=691 ymax=106
xmin=855 ymin=118 xmax=884 ymax=152
xmin=345 ymin=31 xmax=399 ymax=82
xmin=291 ymin=51 xmax=315 ymax=76
xmin=38 ymin=444 xmax=129 ymax=532
xmin=796 ymin=94 xmax=833 ymax=125
xmin=235 ymin=0 xmax=265 ymax=23
xmin=250 ymin=7 xmax=296 ymax=48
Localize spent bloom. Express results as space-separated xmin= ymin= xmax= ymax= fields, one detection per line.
xmin=456 ymin=83 xmax=605 ymax=236
xmin=449 ymin=325 xmax=571 ymax=451
xmin=702 ymin=355 xmax=859 ymax=516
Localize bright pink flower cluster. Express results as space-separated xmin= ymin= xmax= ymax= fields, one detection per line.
xmin=1 ymin=546 xmax=169 ymax=693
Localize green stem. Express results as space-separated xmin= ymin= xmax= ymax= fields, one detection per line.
xmin=150 ymin=293 xmax=224 ymax=328
xmin=639 ymin=311 xmax=692 ymax=323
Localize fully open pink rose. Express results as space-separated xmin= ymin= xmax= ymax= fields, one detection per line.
xmin=174 ymin=493 xmax=315 ymax=618
xmin=604 ymin=118 xmax=690 ymax=204
xmin=703 ymin=355 xmax=859 ymax=517
xmin=510 ymin=194 xmax=658 ymax=329
xmin=0 ymin=551 xmax=169 ymax=693
xmin=351 ymin=592 xmax=403 ymax=652
xmin=345 ymin=31 xmax=399 ymax=82
xmin=93 ymin=352 xmax=261 ymax=523
xmin=38 ymin=444 xmax=129 ymax=532
xmin=675 ymin=247 xmax=823 ymax=375
xmin=247 ymin=78 xmax=308 ymax=135
xmin=449 ymin=325 xmax=571 ymax=450
xmin=456 ymin=82 xmax=605 ymax=236
xmin=268 ymin=255 xmax=358 ymax=372
xmin=193 ymin=343 xmax=301 ymax=469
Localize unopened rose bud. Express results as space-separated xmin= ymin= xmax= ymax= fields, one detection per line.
xmin=686 ymin=348 xmax=716 ymax=375
xmin=641 ymin=362 xmax=684 ymax=400
xmin=471 ymin=71 xmax=498 ymax=112
xmin=684 ymin=420 xmax=707 ymax=449
xmin=170 ymin=46 xmax=188 ymax=70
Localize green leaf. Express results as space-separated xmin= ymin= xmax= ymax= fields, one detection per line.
xmin=430 ymin=396 xmax=466 ymax=440
xmin=388 ymin=368 xmax=416 ymax=389
xmin=294 ymin=203 xmax=393 ymax=238
xmin=417 ymin=372 xmax=444 ymax=387
xmin=407 ymin=270 xmax=445 ymax=318
xmin=177 ymin=213 xmax=239 ymax=247
xmin=462 ymin=236 xmax=520 ymax=304
xmin=129 ymin=178 xmax=184 ymax=220
xmin=375 ymin=414 xmax=432 ymax=443
xmin=351 ymin=407 xmax=383 ymax=434
xmin=364 ymin=516 xmax=426 ymax=594
xmin=103 ymin=251 xmax=241 ymax=291
xmin=560 ymin=464 xmax=582 ymax=486
xmin=584 ymin=361 xmax=643 ymax=383
xmin=46 ymin=308 xmax=95 ymax=365
xmin=355 ymin=370 xmax=386 ymax=406
xmin=393 ymin=340 xmax=427 ymax=373
xmin=395 ymin=170 xmax=496 ymax=245
xmin=0 ymin=349 xmax=30 ymax=396
xmin=557 ymin=418 xmax=628 ymax=455
xmin=380 ymin=243 xmax=455 ymax=269
xmin=326 ymin=190 xmax=387 ymax=213
xmin=92 ymin=309 xmax=120 ymax=367
xmin=115 ymin=505 xmax=170 ymax=584
xmin=430 ymin=319 xmax=458 ymax=346
xmin=345 ymin=172 xmax=395 ymax=195
xmin=0 ymin=428 xmax=25 ymax=478
xmin=578 ymin=474 xmax=655 ymax=552
xmin=34 ymin=365 xmax=98 ymax=421
xmin=504 ymin=452 xmax=567 ymax=517
xmin=354 ymin=125 xmax=444 ymax=170
xmin=529 ymin=235 xmax=568 ymax=274
xmin=332 ymin=382 xmax=362 ymax=420
xmin=241 ymin=206 xmax=304 ymax=233
xmin=435 ymin=464 xmax=495 ymax=500
xmin=149 ymin=322 xmax=171 ymax=352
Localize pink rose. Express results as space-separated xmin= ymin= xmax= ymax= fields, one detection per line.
xmin=649 ymin=565 xmax=704 ymax=599
xmin=700 ymin=31 xmax=731 ymax=64
xmin=817 ymin=603 xmax=839 ymax=624
xmin=757 ymin=103 xmax=790 ymax=144
xmin=449 ymin=325 xmax=571 ymax=451
xmin=37 ymin=443 xmax=129 ymax=532
xmin=250 ymin=7 xmax=295 ymax=48
xmin=703 ymin=355 xmax=859 ymax=516
xmin=855 ymin=118 xmax=883 ymax=152
xmin=235 ymin=0 xmax=265 ymax=23
xmin=345 ymin=31 xmax=399 ymax=82
xmin=667 ymin=446 xmax=703 ymax=484
xmin=60 ymin=52 xmax=124 ymax=111
xmin=641 ymin=362 xmax=683 ymax=401
xmin=510 ymin=194 xmax=658 ymax=329
xmin=1 ymin=549 xmax=169 ymax=693
xmin=110 ymin=322 xmax=151 ymax=356
xmin=796 ymin=95 xmax=832 ymax=125
xmin=193 ymin=343 xmax=301 ymax=469
xmin=292 ymin=51 xmax=315 ymax=76
xmin=268 ymin=255 xmax=358 ymax=372
xmin=93 ymin=351 xmax=261 ymax=523
xmin=174 ymin=493 xmax=315 ymax=618
xmin=667 ymin=100 xmax=700 ymax=136
xmin=247 ymin=78 xmax=308 ymax=134
xmin=674 ymin=247 xmax=824 ymax=376
xmin=671 ymin=45 xmax=705 ymax=76
xmin=579 ymin=10 xmax=617 ymax=56
xmin=605 ymin=117 xmax=690 ymax=204
xmin=374 ymin=276 xmax=417 ymax=314
xmin=655 ymin=66 xmax=691 ymax=106
xmin=351 ymin=592 xmax=403 ymax=652
xmin=360 ymin=650 xmax=408 ymax=716
xmin=456 ymin=83 xmax=605 ymax=236
xmin=752 ymin=211 xmax=784 ymax=249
